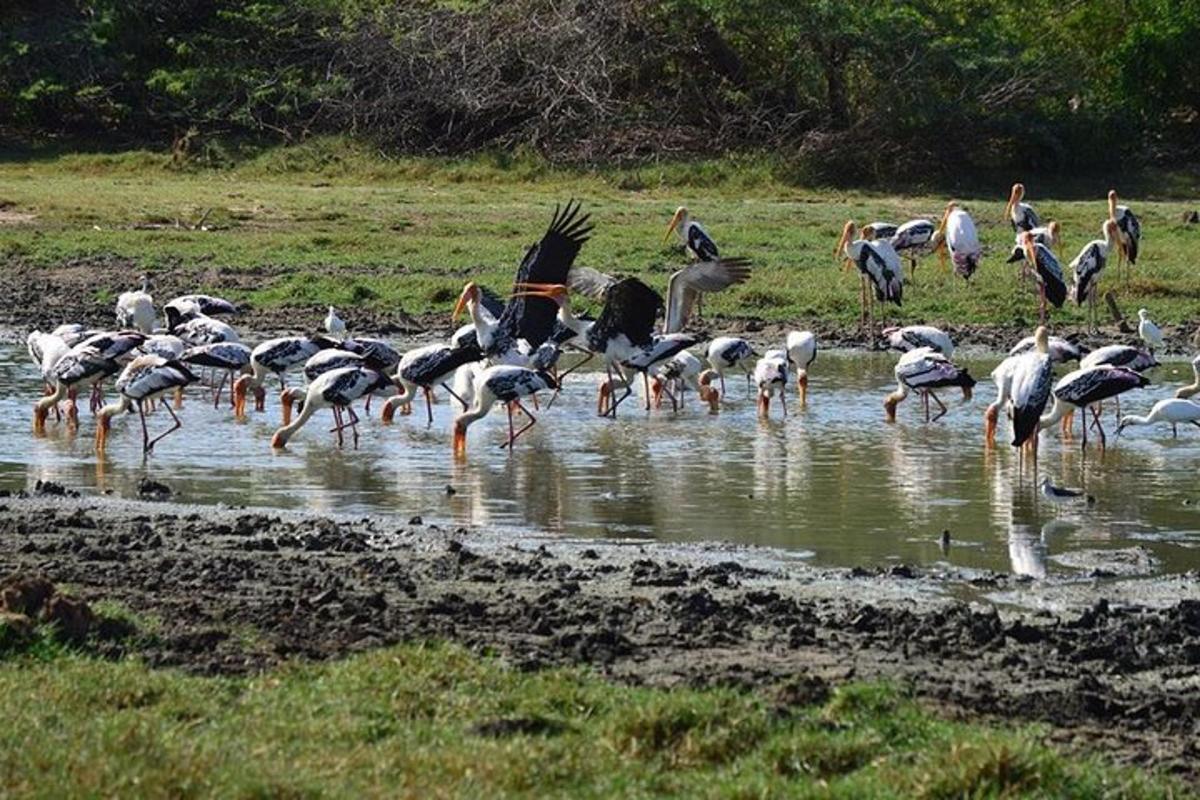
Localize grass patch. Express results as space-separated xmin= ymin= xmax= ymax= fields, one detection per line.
xmin=0 ymin=642 xmax=1183 ymax=798
xmin=2 ymin=138 xmax=1200 ymax=327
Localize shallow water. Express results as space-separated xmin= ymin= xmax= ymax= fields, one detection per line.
xmin=4 ymin=345 xmax=1200 ymax=578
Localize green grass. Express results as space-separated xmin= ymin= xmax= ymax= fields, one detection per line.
xmin=0 ymin=640 xmax=1182 ymax=798
xmin=2 ymin=136 xmax=1200 ymax=327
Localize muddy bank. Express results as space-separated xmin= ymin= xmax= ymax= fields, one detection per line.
xmin=1 ymin=492 xmax=1199 ymax=780
xmin=3 ymin=256 xmax=1196 ymax=353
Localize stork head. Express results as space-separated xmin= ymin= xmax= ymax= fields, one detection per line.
xmin=1005 ymin=183 xmax=1025 ymax=220
xmin=452 ymin=417 xmax=468 ymax=457
xmin=1107 ymin=189 xmax=1119 ymax=219
xmin=233 ymin=375 xmax=252 ymax=418
xmin=860 ymin=224 xmax=878 ymax=241
xmin=1033 ymin=325 xmax=1049 ymax=354
xmin=1019 ymin=231 xmax=1038 ymax=266
xmin=511 ymin=282 xmax=569 ymax=308
xmin=270 ymin=427 xmax=289 ymax=450
xmin=834 ymin=220 xmax=857 ymax=261
xmin=664 ymin=206 xmax=688 ymax=242
xmin=453 ymin=282 xmax=480 ymax=322
xmin=698 ymin=370 xmax=720 ymax=413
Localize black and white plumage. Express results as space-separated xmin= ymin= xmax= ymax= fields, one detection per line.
xmin=665 ymin=206 xmax=719 ymax=261
xmin=340 ymin=337 xmax=403 ymax=372
xmin=381 ymin=341 xmax=485 ymax=425
xmin=860 ymin=222 xmax=898 ymax=240
xmin=165 ymin=294 xmax=237 ymax=318
xmin=1108 ymin=190 xmax=1141 ymax=276
xmin=300 ymin=348 xmax=365 ymax=383
xmin=1006 ymin=328 xmax=1055 ymax=450
xmin=619 ymin=332 xmax=703 ymax=412
xmin=935 ymin=202 xmax=982 ymax=280
xmin=271 ymin=366 xmax=395 ymax=449
xmin=95 ymin=355 xmax=198 ymax=453
xmin=883 ymin=325 xmax=953 ymax=358
xmin=1018 ymin=232 xmax=1067 ymax=323
xmin=651 ymin=350 xmax=718 ymax=413
xmin=835 ymin=221 xmax=902 ymax=332
xmin=182 ymin=341 xmax=253 ymax=409
xmin=785 ymin=330 xmax=817 ymax=403
xmin=753 ymin=350 xmax=791 ymax=418
xmin=452 ymin=365 xmax=558 ymax=455
xmin=50 ymin=324 xmax=98 ymax=348
xmin=1070 ymin=220 xmax=1118 ymax=331
xmin=662 ymin=258 xmax=752 ymax=333
xmin=1040 ymin=365 xmax=1150 ymax=449
xmin=165 ymin=305 xmax=240 ymax=347
xmin=1006 ymin=183 xmax=1041 ymax=232
xmin=883 ymin=347 xmax=975 ymax=423
xmin=1080 ymin=345 xmax=1158 ymax=373
xmin=140 ymin=334 xmax=186 ymax=360
xmin=233 ymin=335 xmax=340 ymax=416
xmin=586 ymin=278 xmax=662 ymax=416
xmin=885 ymin=219 xmax=937 ymax=280
xmin=33 ymin=345 xmax=121 ymax=431
xmin=1008 ymin=334 xmax=1087 ymax=364
xmin=706 ymin=336 xmax=756 ymax=398
xmin=1039 ymin=477 xmax=1088 ymax=509
xmin=77 ymin=330 xmax=147 ymax=362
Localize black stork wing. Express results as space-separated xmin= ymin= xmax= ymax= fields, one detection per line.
xmin=591 ymin=277 xmax=662 ymax=349
xmin=493 ymin=200 xmax=594 ymax=351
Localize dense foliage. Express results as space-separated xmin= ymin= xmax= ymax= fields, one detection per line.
xmin=2 ymin=0 xmax=1197 ymax=178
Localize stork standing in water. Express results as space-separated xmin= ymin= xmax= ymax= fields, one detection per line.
xmin=1108 ymin=189 xmax=1141 ymax=281
xmin=1018 ymin=231 xmax=1067 ymax=325
xmin=233 ymin=335 xmax=340 ymax=416
xmin=934 ymin=202 xmax=982 ymax=280
xmin=984 ymin=353 xmax=1022 ymax=448
xmin=271 ymin=366 xmax=395 ymax=450
xmin=1005 ymin=183 xmax=1041 ymax=233
xmin=834 ymin=220 xmax=902 ymax=335
xmin=650 ymin=351 xmax=719 ymax=413
xmin=1175 ymin=355 xmax=1200 ymax=399
xmin=753 ymin=350 xmax=790 ymax=418
xmin=95 ymin=356 xmax=198 ymax=454
xmin=1004 ymin=327 xmax=1055 ymax=462
xmin=116 ymin=276 xmax=156 ymax=333
xmin=1117 ymin=398 xmax=1200 ymax=438
xmin=785 ymin=330 xmax=817 ymax=404
xmin=882 ymin=325 xmax=953 ymax=357
xmin=706 ymin=336 xmax=756 ymax=398
xmin=1039 ymin=365 xmax=1150 ymax=450
xmin=381 ymin=341 xmax=485 ymax=425
xmin=452 ymin=366 xmax=558 ymax=455
xmin=165 ymin=303 xmax=240 ymax=347
xmin=34 ymin=346 xmax=120 ymax=432
xmin=883 ymin=347 xmax=975 ymax=423
xmin=181 ymin=342 xmax=252 ymax=409
xmin=279 ymin=348 xmax=369 ymax=427
xmin=619 ymin=332 xmax=704 ymax=412
xmin=1070 ymin=220 xmax=1118 ymax=332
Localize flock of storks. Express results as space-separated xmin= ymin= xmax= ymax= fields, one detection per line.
xmin=23 ymin=190 xmax=1197 ymax=466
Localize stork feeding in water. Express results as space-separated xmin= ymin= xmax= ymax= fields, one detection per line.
xmin=95 ymin=355 xmax=198 ymax=454
xmin=271 ymin=365 xmax=396 ymax=450
xmin=883 ymin=348 xmax=975 ymax=423
xmin=452 ymin=365 xmax=558 ymax=456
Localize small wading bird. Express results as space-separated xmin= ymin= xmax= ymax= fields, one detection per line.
xmin=1039 ymin=365 xmax=1150 ymax=450
xmin=1108 ymin=189 xmax=1141 ymax=280
xmin=883 ymin=325 xmax=953 ymax=357
xmin=1117 ymin=398 xmax=1200 ymax=438
xmin=1005 ymin=183 xmax=1041 ymax=232
xmin=95 ymin=356 xmax=198 ymax=454
xmin=706 ymin=336 xmax=756 ymax=398
xmin=116 ymin=276 xmax=156 ymax=333
xmin=834 ymin=220 xmax=902 ymax=333
xmin=934 ymin=202 xmax=982 ymax=280
xmin=753 ymin=350 xmax=790 ymax=418
xmin=271 ymin=366 xmax=395 ymax=450
xmin=1138 ymin=308 xmax=1163 ymax=353
xmin=1175 ymin=355 xmax=1200 ymax=399
xmin=1018 ymin=231 xmax=1067 ymax=325
xmin=1070 ymin=220 xmax=1118 ymax=332
xmin=883 ymin=347 xmax=975 ymax=423
xmin=452 ymin=365 xmax=558 ymax=455
xmin=785 ymin=330 xmax=817 ymax=404
xmin=1039 ymin=476 xmax=1090 ymax=513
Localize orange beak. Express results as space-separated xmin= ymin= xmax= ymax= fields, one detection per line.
xmin=254 ymin=386 xmax=266 ymax=412
xmin=452 ymin=283 xmax=477 ymax=322
xmin=233 ymin=376 xmax=249 ymax=418
xmin=884 ymin=395 xmax=899 ymax=423
xmin=381 ymin=397 xmax=397 ymax=424
xmin=1005 ymin=183 xmax=1022 ymax=222
xmin=834 ymin=220 xmax=855 ymax=260
xmin=797 ymin=371 xmax=809 ymax=404
xmin=270 ymin=430 xmax=286 ymax=450
xmin=699 ymin=385 xmax=719 ymax=414
xmin=281 ymin=390 xmax=295 ymax=426
xmin=33 ymin=403 xmax=49 ymax=434
xmin=984 ymin=405 xmax=998 ymax=448
xmin=1020 ymin=233 xmax=1038 ymax=267
xmin=663 ymin=209 xmax=684 ymax=242
xmin=511 ymin=282 xmax=568 ymax=301
xmin=452 ymin=421 xmax=467 ymax=457
xmin=757 ymin=392 xmax=769 ymax=418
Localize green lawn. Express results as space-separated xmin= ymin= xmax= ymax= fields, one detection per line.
xmin=0 ymin=637 xmax=1182 ymax=798
xmin=1 ymin=138 xmax=1199 ymax=329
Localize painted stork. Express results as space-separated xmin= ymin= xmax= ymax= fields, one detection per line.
xmin=1070 ymin=220 xmax=1118 ymax=332
xmin=662 ymin=258 xmax=752 ymax=333
xmin=1008 ymin=333 xmax=1087 ymax=364
xmin=883 ymin=325 xmax=953 ymax=357
xmin=116 ymin=276 xmax=156 ymax=333
xmin=181 ymin=342 xmax=252 ymax=409
xmin=165 ymin=304 xmax=240 ymax=346
xmin=164 ymin=294 xmax=237 ymax=318
xmin=1117 ymin=398 xmax=1200 ymax=438
xmin=873 ymin=219 xmax=937 ymax=281
xmin=277 ymin=348 xmax=371 ymax=426
xmin=834 ymin=220 xmax=902 ymax=332
xmin=861 ymin=222 xmax=897 ymax=240
xmin=449 ymin=286 xmax=506 ymax=349
xmin=883 ymin=347 xmax=975 ymax=423
xmin=1137 ymin=308 xmax=1163 ymax=353
xmin=140 ymin=334 xmax=186 ymax=360
xmin=324 ymin=306 xmax=346 ymax=337
xmin=271 ymin=366 xmax=395 ymax=450
xmin=617 ymin=332 xmax=704 ymax=412
xmin=1006 ymin=222 xmax=1063 ymax=274
xmin=94 ymin=356 xmax=198 ymax=454
xmin=1005 ymin=183 xmax=1041 ymax=232
xmin=50 ymin=324 xmax=99 ymax=347
xmin=664 ymin=206 xmax=719 ymax=261
xmin=1108 ymin=190 xmax=1141 ymax=280
xmin=934 ymin=202 xmax=982 ymax=280
xmin=984 ymin=354 xmax=1022 ymax=448
xmin=785 ymin=330 xmax=817 ymax=403
xmin=452 ymin=366 xmax=558 ymax=455
xmin=233 ymin=335 xmax=340 ymax=416
xmin=1005 ymin=327 xmax=1055 ymax=458
xmin=1018 ymin=232 xmax=1067 ymax=325
xmin=753 ymin=350 xmax=790 ymax=418
xmin=454 ymin=200 xmax=592 ymax=366
xmin=1039 ymin=365 xmax=1149 ymax=450
xmin=74 ymin=330 xmax=148 ymax=411
xmin=650 ymin=350 xmax=719 ymax=413
xmin=34 ymin=346 xmax=120 ymax=432
xmin=381 ymin=341 xmax=485 ymax=425
xmin=706 ymin=336 xmax=756 ymax=398
xmin=1175 ymin=355 xmax=1200 ymax=399
xmin=1081 ymin=345 xmax=1158 ymax=373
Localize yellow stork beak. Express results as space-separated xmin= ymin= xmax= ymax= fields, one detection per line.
xmin=452 ymin=282 xmax=477 ymax=322
xmin=834 ymin=220 xmax=855 ymax=260
xmin=1005 ymin=183 xmax=1023 ymax=222
xmin=511 ymin=282 xmax=568 ymax=301
xmin=1020 ymin=231 xmax=1038 ymax=265
xmin=1107 ymin=189 xmax=1118 ymax=220
xmin=663 ymin=208 xmax=685 ymax=243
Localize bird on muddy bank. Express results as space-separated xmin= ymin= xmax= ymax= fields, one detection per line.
xmin=835 ymin=220 xmax=902 ymax=334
